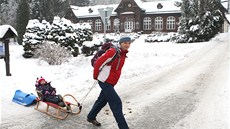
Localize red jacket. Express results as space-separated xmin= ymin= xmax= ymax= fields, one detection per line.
xmin=93 ymin=47 xmax=128 ymax=86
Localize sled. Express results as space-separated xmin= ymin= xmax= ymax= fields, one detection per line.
xmin=12 ymin=90 xmax=37 ymax=106
xmin=34 ymin=90 xmax=82 ymax=120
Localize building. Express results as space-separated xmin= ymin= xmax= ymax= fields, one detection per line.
xmin=65 ymin=0 xmax=181 ymax=34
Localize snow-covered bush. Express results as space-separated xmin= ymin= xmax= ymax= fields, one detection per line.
xmin=144 ymin=32 xmax=177 ymax=43
xmin=34 ymin=41 xmax=72 ymax=65
xmin=172 ymin=34 xmax=189 ymax=43
xmin=22 ymin=16 xmax=93 ymax=58
xmin=22 ymin=19 xmax=50 ymax=58
xmin=81 ymin=40 xmax=102 ymax=56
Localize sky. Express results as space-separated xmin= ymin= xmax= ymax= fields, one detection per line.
xmin=0 ymin=31 xmax=229 ymax=128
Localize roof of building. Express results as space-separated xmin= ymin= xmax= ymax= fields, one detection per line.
xmin=221 ymin=0 xmax=229 ymax=10
xmin=0 ymin=25 xmax=18 ymax=39
xmin=70 ymin=0 xmax=181 ymax=18
xmin=226 ymin=14 xmax=230 ymax=23
xmin=70 ymin=4 xmax=119 ymax=18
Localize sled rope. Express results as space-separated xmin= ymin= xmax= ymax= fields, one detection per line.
xmin=79 ymin=81 xmax=98 ymax=106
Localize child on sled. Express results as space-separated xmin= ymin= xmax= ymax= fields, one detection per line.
xmin=35 ymin=77 xmax=65 ymax=107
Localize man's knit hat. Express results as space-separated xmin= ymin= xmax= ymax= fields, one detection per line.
xmin=119 ymin=36 xmax=131 ymax=43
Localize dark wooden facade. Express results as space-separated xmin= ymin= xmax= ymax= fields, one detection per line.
xmin=65 ymin=0 xmax=181 ymax=34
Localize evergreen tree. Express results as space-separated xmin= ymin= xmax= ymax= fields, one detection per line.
xmin=178 ymin=0 xmax=191 ymax=34
xmin=69 ymin=0 xmax=90 ymax=6
xmin=30 ymin=0 xmax=41 ymax=20
xmin=16 ymin=0 xmax=30 ymax=45
xmin=22 ymin=19 xmax=49 ymax=58
xmin=30 ymin=0 xmax=69 ymax=23
xmin=177 ymin=0 xmax=226 ymax=42
xmin=0 ymin=0 xmax=18 ymax=27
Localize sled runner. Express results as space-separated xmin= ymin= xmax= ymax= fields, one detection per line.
xmin=34 ymin=90 xmax=82 ymax=120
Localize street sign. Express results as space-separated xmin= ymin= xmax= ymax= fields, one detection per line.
xmin=98 ymin=7 xmax=114 ymax=24
xmin=98 ymin=7 xmax=114 ymax=42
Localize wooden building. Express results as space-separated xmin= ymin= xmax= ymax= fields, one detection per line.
xmin=65 ymin=0 xmax=181 ymax=34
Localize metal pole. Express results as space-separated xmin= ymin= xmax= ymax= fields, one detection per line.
xmin=4 ymin=38 xmax=11 ymax=76
xmin=104 ymin=9 xmax=108 ymax=43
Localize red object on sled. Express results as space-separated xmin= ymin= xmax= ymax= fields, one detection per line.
xmin=34 ymin=90 xmax=82 ymax=120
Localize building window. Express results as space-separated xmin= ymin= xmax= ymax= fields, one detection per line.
xmin=95 ymin=19 xmax=102 ymax=31
xmin=106 ymin=19 xmax=111 ymax=30
xmin=113 ymin=18 xmax=120 ymax=31
xmin=87 ymin=20 xmax=93 ymax=30
xmin=155 ymin=17 xmax=163 ymax=30
xmin=166 ymin=16 xmax=175 ymax=30
xmin=143 ymin=17 xmax=151 ymax=30
xmin=124 ymin=17 xmax=134 ymax=33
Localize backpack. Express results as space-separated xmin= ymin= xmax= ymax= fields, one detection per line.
xmin=91 ymin=42 xmax=120 ymax=67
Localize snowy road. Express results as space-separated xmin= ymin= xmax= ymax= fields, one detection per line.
xmin=1 ymin=35 xmax=229 ymax=129
xmin=122 ymin=37 xmax=229 ymax=129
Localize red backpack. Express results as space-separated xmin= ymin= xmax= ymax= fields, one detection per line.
xmin=91 ymin=42 xmax=120 ymax=67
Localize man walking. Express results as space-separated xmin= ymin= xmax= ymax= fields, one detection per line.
xmin=87 ymin=36 xmax=132 ymax=129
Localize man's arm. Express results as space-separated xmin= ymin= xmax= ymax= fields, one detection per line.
xmin=93 ymin=48 xmax=116 ymax=79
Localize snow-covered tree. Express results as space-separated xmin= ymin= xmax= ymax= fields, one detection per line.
xmin=178 ymin=0 xmax=226 ymax=42
xmin=46 ymin=17 xmax=93 ymax=56
xmin=90 ymin=0 xmax=120 ymax=5
xmin=22 ymin=17 xmax=93 ymax=58
xmin=69 ymin=0 xmax=90 ymax=6
xmin=16 ymin=0 xmax=30 ymax=45
xmin=0 ymin=0 xmax=18 ymax=27
xmin=22 ymin=19 xmax=50 ymax=58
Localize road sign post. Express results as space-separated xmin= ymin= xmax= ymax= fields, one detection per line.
xmin=98 ymin=7 xmax=113 ymax=43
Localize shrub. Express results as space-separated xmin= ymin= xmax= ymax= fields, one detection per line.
xmin=34 ymin=41 xmax=72 ymax=65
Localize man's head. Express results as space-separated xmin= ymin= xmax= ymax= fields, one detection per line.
xmin=119 ymin=36 xmax=132 ymax=51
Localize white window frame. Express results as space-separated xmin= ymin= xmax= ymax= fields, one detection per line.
xmin=95 ymin=19 xmax=102 ymax=31
xmin=143 ymin=17 xmax=152 ymax=30
xmin=106 ymin=19 xmax=111 ymax=30
xmin=166 ymin=16 xmax=175 ymax=30
xmin=124 ymin=17 xmax=134 ymax=32
xmin=155 ymin=17 xmax=163 ymax=30
xmin=113 ymin=18 xmax=120 ymax=31
xmin=87 ymin=20 xmax=93 ymax=30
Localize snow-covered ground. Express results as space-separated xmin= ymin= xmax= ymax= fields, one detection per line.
xmin=0 ymin=33 xmax=229 ymax=128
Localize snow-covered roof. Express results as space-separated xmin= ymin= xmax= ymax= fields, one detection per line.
xmin=0 ymin=25 xmax=18 ymax=39
xmin=142 ymin=1 xmax=181 ymax=14
xmin=221 ymin=0 xmax=229 ymax=10
xmin=70 ymin=4 xmax=119 ymax=18
xmin=71 ymin=0 xmax=181 ymax=18
xmin=226 ymin=14 xmax=230 ymax=23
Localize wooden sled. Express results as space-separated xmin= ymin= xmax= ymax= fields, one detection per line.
xmin=34 ymin=90 xmax=82 ymax=120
